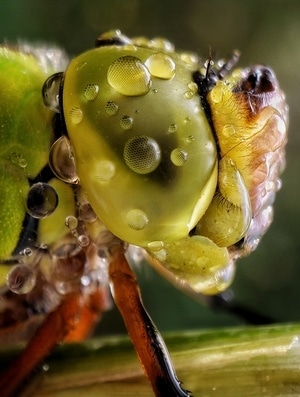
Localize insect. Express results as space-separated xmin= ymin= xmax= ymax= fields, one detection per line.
xmin=0 ymin=30 xmax=288 ymax=396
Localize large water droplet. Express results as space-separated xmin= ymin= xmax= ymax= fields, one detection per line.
xmin=145 ymin=53 xmax=176 ymax=79
xmin=26 ymin=183 xmax=58 ymax=219
xmin=124 ymin=136 xmax=161 ymax=174
xmin=126 ymin=209 xmax=149 ymax=230
xmin=6 ymin=264 xmax=36 ymax=294
xmin=170 ymin=148 xmax=188 ymax=166
xmin=107 ymin=56 xmax=152 ymax=96
xmin=42 ymin=72 xmax=63 ymax=112
xmin=49 ymin=136 xmax=79 ymax=184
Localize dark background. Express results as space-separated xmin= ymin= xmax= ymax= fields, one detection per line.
xmin=0 ymin=0 xmax=299 ymax=335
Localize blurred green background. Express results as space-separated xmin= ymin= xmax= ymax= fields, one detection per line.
xmin=0 ymin=0 xmax=299 ymax=335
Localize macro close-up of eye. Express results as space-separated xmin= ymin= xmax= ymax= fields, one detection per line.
xmin=0 ymin=1 xmax=299 ymax=397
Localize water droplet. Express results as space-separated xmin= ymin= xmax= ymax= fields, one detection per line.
xmin=222 ymin=124 xmax=236 ymax=137
xmin=79 ymin=202 xmax=97 ymax=222
xmin=83 ymin=84 xmax=99 ymax=101
xmin=126 ymin=209 xmax=149 ymax=230
xmin=184 ymin=117 xmax=191 ymax=124
xmin=20 ymin=247 xmax=33 ymax=256
xmin=6 ymin=264 xmax=36 ymax=294
xmin=107 ymin=56 xmax=152 ymax=96
xmin=186 ymin=135 xmax=195 ymax=143
xmin=26 ymin=183 xmax=58 ymax=219
xmin=65 ymin=215 xmax=78 ymax=230
xmin=147 ymin=241 xmax=164 ymax=251
xmin=188 ymin=82 xmax=198 ymax=93
xmin=105 ymin=100 xmax=119 ymax=115
xmin=151 ymin=248 xmax=167 ymax=262
xmin=210 ymin=87 xmax=223 ymax=104
xmin=179 ymin=52 xmax=199 ymax=70
xmin=145 ymin=53 xmax=176 ymax=79
xmin=69 ymin=106 xmax=83 ymax=124
xmin=124 ymin=136 xmax=161 ymax=174
xmin=170 ymin=148 xmax=188 ymax=166
xmin=10 ymin=152 xmax=27 ymax=168
xmin=148 ymin=38 xmax=174 ymax=52
xmin=95 ymin=30 xmax=132 ymax=47
xmin=184 ymin=90 xmax=194 ymax=99
xmin=95 ymin=160 xmax=116 ymax=181
xmin=49 ymin=136 xmax=79 ymax=184
xmin=78 ymin=235 xmax=90 ymax=247
xmin=168 ymin=123 xmax=177 ymax=134
xmin=42 ymin=72 xmax=63 ymax=112
xmin=120 ymin=115 xmax=133 ymax=130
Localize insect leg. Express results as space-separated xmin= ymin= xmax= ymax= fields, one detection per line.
xmin=109 ymin=243 xmax=191 ymax=397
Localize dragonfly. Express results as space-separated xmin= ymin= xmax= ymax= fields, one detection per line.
xmin=0 ymin=29 xmax=288 ymax=396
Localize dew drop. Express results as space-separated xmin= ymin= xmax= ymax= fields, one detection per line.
xmin=222 ymin=124 xmax=236 ymax=137
xmin=95 ymin=160 xmax=116 ymax=181
xmin=20 ymin=247 xmax=33 ymax=256
xmin=124 ymin=136 xmax=161 ymax=174
xmin=42 ymin=72 xmax=63 ymax=112
xmin=145 ymin=53 xmax=176 ymax=79
xmin=170 ymin=148 xmax=188 ymax=166
xmin=79 ymin=202 xmax=97 ymax=222
xmin=65 ymin=215 xmax=78 ymax=230
xmin=26 ymin=183 xmax=58 ymax=219
xmin=6 ymin=264 xmax=36 ymax=294
xmin=10 ymin=152 xmax=27 ymax=168
xmin=179 ymin=52 xmax=199 ymax=70
xmin=105 ymin=100 xmax=119 ymax=115
xmin=186 ymin=135 xmax=195 ymax=143
xmin=148 ymin=38 xmax=174 ymax=52
xmin=83 ymin=84 xmax=99 ymax=101
xmin=184 ymin=90 xmax=194 ymax=99
xmin=184 ymin=117 xmax=191 ymax=124
xmin=107 ymin=56 xmax=152 ymax=96
xmin=49 ymin=136 xmax=79 ymax=184
xmin=126 ymin=209 xmax=149 ymax=230
xmin=210 ymin=87 xmax=223 ymax=104
xmin=188 ymin=82 xmax=198 ymax=93
xmin=168 ymin=123 xmax=177 ymax=134
xmin=69 ymin=107 xmax=83 ymax=124
xmin=78 ymin=235 xmax=90 ymax=247
xmin=120 ymin=115 xmax=133 ymax=130
xmin=147 ymin=240 xmax=164 ymax=251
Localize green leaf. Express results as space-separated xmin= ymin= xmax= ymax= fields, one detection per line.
xmin=1 ymin=323 xmax=300 ymax=396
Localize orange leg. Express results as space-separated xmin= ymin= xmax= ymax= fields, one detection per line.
xmin=109 ymin=244 xmax=191 ymax=397
xmin=0 ymin=288 xmax=107 ymax=397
